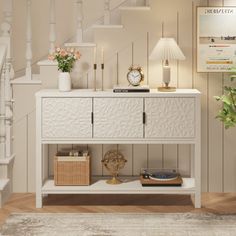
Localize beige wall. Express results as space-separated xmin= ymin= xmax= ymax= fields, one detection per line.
xmin=11 ymin=0 xmax=236 ymax=193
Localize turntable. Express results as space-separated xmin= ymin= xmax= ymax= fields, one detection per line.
xmin=140 ymin=168 xmax=183 ymax=187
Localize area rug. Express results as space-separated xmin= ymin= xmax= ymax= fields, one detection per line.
xmin=1 ymin=213 xmax=236 ymax=236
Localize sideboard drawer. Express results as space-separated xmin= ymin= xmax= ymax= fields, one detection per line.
xmin=42 ymin=98 xmax=92 ymax=139
xmin=145 ymin=97 xmax=195 ymax=138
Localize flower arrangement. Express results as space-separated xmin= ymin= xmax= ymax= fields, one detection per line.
xmin=48 ymin=47 xmax=81 ymax=73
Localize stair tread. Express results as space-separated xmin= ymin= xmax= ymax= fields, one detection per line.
xmin=11 ymin=75 xmax=41 ymax=85
xmin=0 ymin=154 xmax=15 ymax=165
xmin=37 ymin=60 xmax=57 ymax=66
xmin=0 ymin=179 xmax=9 ymax=191
xmin=65 ymin=42 xmax=96 ymax=47
xmin=92 ymin=24 xmax=124 ymax=29
xmin=119 ymin=6 xmax=151 ymax=10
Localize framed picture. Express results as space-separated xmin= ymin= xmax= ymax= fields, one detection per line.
xmin=197 ymin=7 xmax=236 ymax=72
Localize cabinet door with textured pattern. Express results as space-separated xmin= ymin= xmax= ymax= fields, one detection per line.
xmin=42 ymin=98 xmax=92 ymax=139
xmin=145 ymin=97 xmax=195 ymax=138
xmin=94 ymin=98 xmax=143 ymax=138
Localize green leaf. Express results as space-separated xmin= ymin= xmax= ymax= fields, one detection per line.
xmin=214 ymin=96 xmax=221 ymax=101
xmin=221 ymin=95 xmax=232 ymax=105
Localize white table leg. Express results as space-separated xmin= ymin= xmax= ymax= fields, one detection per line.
xmin=194 ymin=142 xmax=201 ymax=208
xmin=36 ymin=192 xmax=42 ymax=208
xmin=36 ymin=98 xmax=43 ymax=208
xmin=36 ymin=142 xmax=42 ymax=208
xmin=194 ymin=94 xmax=201 ymax=208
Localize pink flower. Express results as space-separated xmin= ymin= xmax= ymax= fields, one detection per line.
xmin=60 ymin=49 xmax=67 ymax=57
xmin=48 ymin=54 xmax=55 ymax=61
xmin=48 ymin=47 xmax=81 ymax=72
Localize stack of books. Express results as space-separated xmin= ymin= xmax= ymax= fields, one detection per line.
xmin=113 ymin=85 xmax=150 ymax=93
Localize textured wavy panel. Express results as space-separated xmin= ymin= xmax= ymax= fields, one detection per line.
xmin=42 ymin=98 xmax=92 ymax=138
xmin=94 ymin=98 xmax=143 ymax=138
xmin=145 ymin=98 xmax=195 ymax=138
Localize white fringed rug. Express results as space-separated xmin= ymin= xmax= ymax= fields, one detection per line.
xmin=1 ymin=213 xmax=236 ymax=236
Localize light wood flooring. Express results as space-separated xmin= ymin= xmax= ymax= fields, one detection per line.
xmin=0 ymin=193 xmax=236 ymax=226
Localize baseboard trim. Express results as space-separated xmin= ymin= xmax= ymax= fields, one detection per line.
xmin=0 ymin=179 xmax=10 ymax=208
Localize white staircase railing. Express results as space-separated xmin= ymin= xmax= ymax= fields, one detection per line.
xmin=5 ymin=59 xmax=12 ymax=158
xmin=49 ymin=0 xmax=56 ymax=54
xmin=0 ymin=45 xmax=13 ymax=208
xmin=104 ymin=0 xmax=111 ymax=25
xmin=2 ymin=0 xmax=13 ymax=25
xmin=76 ymin=0 xmax=83 ymax=43
xmin=0 ymin=44 xmax=7 ymax=160
xmin=1 ymin=0 xmax=14 ymax=78
xmin=0 ymin=0 xmax=14 ymax=160
xmin=25 ymin=0 xmax=32 ymax=80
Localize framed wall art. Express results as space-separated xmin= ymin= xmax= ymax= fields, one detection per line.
xmin=197 ymin=7 xmax=236 ymax=72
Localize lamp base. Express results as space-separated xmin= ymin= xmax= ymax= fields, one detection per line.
xmin=158 ymin=86 xmax=176 ymax=92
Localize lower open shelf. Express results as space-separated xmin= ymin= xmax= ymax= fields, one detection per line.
xmin=41 ymin=178 xmax=195 ymax=195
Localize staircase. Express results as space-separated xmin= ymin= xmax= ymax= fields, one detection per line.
xmin=0 ymin=0 xmax=151 ymax=205
xmin=11 ymin=0 xmax=150 ymax=84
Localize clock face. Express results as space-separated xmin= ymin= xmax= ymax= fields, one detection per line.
xmin=127 ymin=69 xmax=142 ymax=86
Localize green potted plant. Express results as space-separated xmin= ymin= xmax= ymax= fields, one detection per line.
xmin=48 ymin=47 xmax=81 ymax=92
xmin=215 ymin=72 xmax=236 ymax=129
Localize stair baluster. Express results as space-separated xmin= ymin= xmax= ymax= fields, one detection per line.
xmin=2 ymin=0 xmax=14 ymax=79
xmin=76 ymin=0 xmax=83 ymax=43
xmin=5 ymin=61 xmax=12 ymax=159
xmin=104 ymin=0 xmax=111 ymax=25
xmin=2 ymin=0 xmax=13 ymax=25
xmin=0 ymin=63 xmax=6 ymax=160
xmin=25 ymin=0 xmax=32 ymax=80
xmin=49 ymin=0 xmax=56 ymax=54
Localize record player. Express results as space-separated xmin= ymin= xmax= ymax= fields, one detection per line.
xmin=140 ymin=168 xmax=183 ymax=187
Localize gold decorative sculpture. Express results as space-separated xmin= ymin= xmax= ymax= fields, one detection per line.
xmin=102 ymin=150 xmax=127 ymax=185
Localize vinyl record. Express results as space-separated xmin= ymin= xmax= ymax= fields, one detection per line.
xmin=149 ymin=171 xmax=178 ymax=182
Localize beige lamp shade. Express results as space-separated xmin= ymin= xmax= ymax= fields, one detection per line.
xmin=149 ymin=38 xmax=186 ymax=61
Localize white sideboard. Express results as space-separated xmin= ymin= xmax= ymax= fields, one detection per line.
xmin=35 ymin=89 xmax=201 ymax=208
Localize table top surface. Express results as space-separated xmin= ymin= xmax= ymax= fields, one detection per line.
xmin=36 ymin=89 xmax=201 ymax=98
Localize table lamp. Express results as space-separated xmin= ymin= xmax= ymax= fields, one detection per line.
xmin=149 ymin=38 xmax=185 ymax=92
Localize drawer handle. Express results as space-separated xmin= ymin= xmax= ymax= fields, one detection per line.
xmin=143 ymin=112 xmax=146 ymax=124
xmin=91 ymin=112 xmax=94 ymax=124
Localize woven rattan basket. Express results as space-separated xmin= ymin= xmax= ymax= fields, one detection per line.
xmin=54 ymin=155 xmax=91 ymax=186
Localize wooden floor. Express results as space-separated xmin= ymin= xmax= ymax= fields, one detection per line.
xmin=0 ymin=193 xmax=236 ymax=226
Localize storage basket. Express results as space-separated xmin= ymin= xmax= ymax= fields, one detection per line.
xmin=54 ymin=155 xmax=91 ymax=186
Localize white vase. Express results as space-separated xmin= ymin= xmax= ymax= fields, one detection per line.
xmin=58 ymin=72 xmax=71 ymax=92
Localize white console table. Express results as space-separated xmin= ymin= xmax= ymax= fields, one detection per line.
xmin=35 ymin=89 xmax=201 ymax=208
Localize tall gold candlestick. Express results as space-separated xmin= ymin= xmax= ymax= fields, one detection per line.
xmin=101 ymin=63 xmax=104 ymax=91
xmin=101 ymin=48 xmax=104 ymax=64
xmin=93 ymin=47 xmax=97 ymax=64
xmin=94 ymin=63 xmax=97 ymax=91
